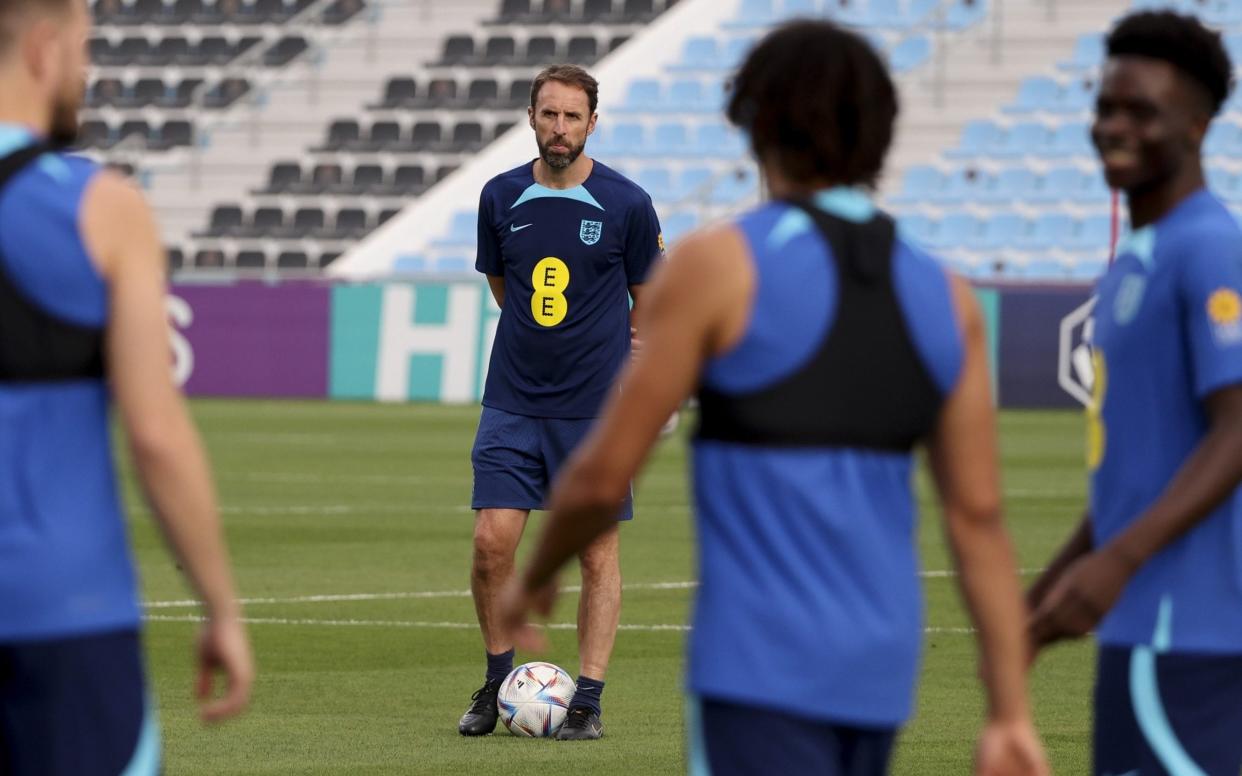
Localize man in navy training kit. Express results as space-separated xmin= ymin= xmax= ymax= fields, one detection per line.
xmin=457 ymin=63 xmax=663 ymax=740
xmin=0 ymin=1 xmax=254 ymax=773
xmin=495 ymin=20 xmax=1048 ymax=776
xmin=1029 ymin=11 xmax=1242 ymax=776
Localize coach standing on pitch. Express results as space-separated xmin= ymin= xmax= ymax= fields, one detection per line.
xmin=456 ymin=64 xmax=663 ymax=741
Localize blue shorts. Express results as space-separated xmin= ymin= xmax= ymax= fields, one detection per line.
xmin=1095 ymin=645 xmax=1242 ymax=776
xmin=471 ymin=406 xmax=633 ymax=519
xmin=0 ymin=628 xmax=160 ymax=775
xmin=688 ymin=696 xmax=896 ymax=776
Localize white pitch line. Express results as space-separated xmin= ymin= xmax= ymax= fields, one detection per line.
xmin=143 ymin=614 xmax=975 ymax=635
xmin=143 ymin=572 xmax=1044 ymax=611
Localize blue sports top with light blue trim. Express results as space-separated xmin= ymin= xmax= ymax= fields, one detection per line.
xmin=0 ymin=123 xmax=141 ymax=642
xmin=476 ymin=159 xmax=662 ymax=418
xmin=1090 ymin=188 xmax=1242 ymax=653
xmin=687 ymin=190 xmax=963 ymax=727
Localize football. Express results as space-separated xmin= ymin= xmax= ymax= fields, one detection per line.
xmin=497 ymin=662 xmax=576 ymax=737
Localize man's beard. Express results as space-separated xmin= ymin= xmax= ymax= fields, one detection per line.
xmin=47 ymin=96 xmax=79 ymax=150
xmin=538 ymin=135 xmax=584 ymax=169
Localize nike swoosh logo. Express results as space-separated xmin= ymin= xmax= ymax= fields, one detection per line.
xmin=511 ymin=223 xmax=533 ymax=232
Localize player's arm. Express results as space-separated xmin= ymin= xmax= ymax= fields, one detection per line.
xmin=500 ymin=227 xmax=750 ymax=647
xmin=927 ymin=275 xmax=1048 ymax=775
xmin=1030 ymin=387 xmax=1242 ymax=648
xmin=81 ymin=172 xmax=254 ymax=723
xmin=1025 ymin=513 xmax=1093 ymax=614
xmin=486 ymin=274 xmax=505 ymax=309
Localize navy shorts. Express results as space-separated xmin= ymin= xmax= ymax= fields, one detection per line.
xmin=471 ymin=406 xmax=633 ymax=520
xmin=0 ymin=628 xmax=159 ymax=776
xmin=688 ymin=696 xmax=896 ymax=776
xmin=1095 ymin=645 xmax=1242 ymax=776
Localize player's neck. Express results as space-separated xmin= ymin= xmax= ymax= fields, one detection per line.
xmin=533 ymin=156 xmax=593 ymax=189
xmin=0 ymin=76 xmax=50 ymax=138
xmin=1126 ymin=163 xmax=1206 ymax=229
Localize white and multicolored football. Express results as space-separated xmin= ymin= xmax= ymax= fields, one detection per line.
xmin=497 ymin=661 xmax=575 ymax=737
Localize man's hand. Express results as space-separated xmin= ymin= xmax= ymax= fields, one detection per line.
xmin=630 ymin=326 xmax=642 ymax=361
xmin=1028 ymin=547 xmax=1133 ymax=655
xmin=975 ymin=718 xmax=1050 ymax=776
xmin=496 ymin=575 xmax=560 ymax=654
xmin=196 ymin=616 xmax=254 ymax=723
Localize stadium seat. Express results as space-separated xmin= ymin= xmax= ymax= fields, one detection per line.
xmin=636 ymin=168 xmax=673 ymax=201
xmin=1066 ymin=215 xmax=1112 ymax=251
xmin=993 ymin=122 xmax=1049 ymax=159
xmin=1057 ymin=77 xmax=1096 ymax=114
xmin=662 ymin=211 xmax=699 ymax=242
xmin=346 ymin=165 xmax=386 ymax=196
xmin=392 ymin=165 xmax=427 ymax=196
xmin=157 ymin=79 xmax=203 ymax=109
xmin=434 ymin=212 xmax=478 ymax=248
xmin=483 ymin=35 xmax=518 ymax=66
xmin=975 ymin=213 xmax=1027 ymax=250
xmin=923 ymin=214 xmax=979 ymax=250
xmin=673 ymin=37 xmax=719 ymax=70
xmin=264 ymin=36 xmax=309 ymax=66
xmin=378 ymin=209 xmax=402 ymax=226
xmin=204 ymin=205 xmax=244 ymax=237
xmin=258 ymin=162 xmax=303 ymax=194
xmin=727 ymin=0 xmax=774 ymax=28
xmin=889 ymin=35 xmax=931 ymax=73
xmin=678 ymin=166 xmax=715 ymax=201
xmin=1061 ymin=34 xmax=1104 ymax=71
xmin=782 ymin=0 xmax=818 ymax=16
xmin=235 ymin=250 xmax=268 ymax=270
xmin=621 ymin=80 xmax=663 ymax=113
xmin=193 ymin=248 xmax=227 ymax=269
xmin=277 ymin=251 xmax=310 ymax=269
xmin=889 ymin=165 xmax=941 ymax=205
xmin=708 ymin=169 xmax=758 ymax=205
xmin=723 ymin=36 xmax=757 ymax=69
xmin=77 ymin=120 xmax=113 ymax=150
xmin=541 ymin=0 xmax=574 ymax=21
xmin=377 ymin=78 xmax=418 ymax=109
xmin=434 ymin=256 xmax=473 ymax=273
xmin=167 ymin=247 xmax=185 ymax=270
xmin=202 ymin=78 xmax=251 ymax=109
xmin=449 ymin=123 xmax=486 ymax=153
xmin=245 ymin=207 xmax=286 ymax=238
xmin=620 ymin=0 xmax=656 ymax=22
xmin=648 ymin=123 xmax=692 ymax=158
xmin=583 ymin=0 xmax=615 ymax=22
xmin=117 ymin=119 xmax=151 ymax=148
xmin=320 ymin=120 xmax=361 ymax=152
xmin=330 ymin=209 xmax=370 ymax=240
xmin=947 ymin=120 xmax=1001 ymax=158
xmin=937 ymin=167 xmax=987 ymax=204
xmin=363 ymin=121 xmax=403 ymax=152
xmin=694 ymin=124 xmax=745 ymax=158
xmin=568 ymin=36 xmax=599 ymax=63
xmin=1005 ymin=77 xmax=1059 ymax=114
xmin=1031 ymin=166 xmax=1083 ymax=203
xmin=941 ymin=0 xmax=987 ymax=31
xmin=439 ymin=35 xmax=475 ymax=66
xmin=981 ymin=167 xmax=1036 ymax=204
xmin=1018 ymin=213 xmax=1074 ymax=250
xmin=293 ymin=163 xmax=343 ymax=195
xmin=282 ymin=208 xmax=326 ymax=239
xmin=669 ymin=79 xmax=716 ymax=113
xmin=526 ymin=36 xmax=559 ymax=65
xmin=465 ymin=79 xmax=501 ymax=109
xmin=425 ymin=79 xmax=459 ymax=108
xmin=319 ymin=251 xmax=344 ymax=268
xmin=897 ymin=214 xmax=935 ymax=245
xmin=394 ymin=254 xmax=429 ymax=273
xmin=322 ymin=0 xmax=366 ymax=24
xmin=496 ymin=0 xmax=533 ymax=22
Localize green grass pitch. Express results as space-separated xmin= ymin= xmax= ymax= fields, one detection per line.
xmin=118 ymin=401 xmax=1094 ymax=774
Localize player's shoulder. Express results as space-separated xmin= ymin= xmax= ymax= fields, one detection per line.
xmin=481 ymin=161 xmax=535 ymax=198
xmin=6 ymin=150 xmax=101 ymax=200
xmin=588 ymin=160 xmax=654 ymax=208
xmin=1161 ymin=190 xmax=1241 ymax=248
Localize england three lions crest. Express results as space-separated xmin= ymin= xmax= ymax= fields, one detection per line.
xmin=580 ymin=220 xmax=603 ymax=246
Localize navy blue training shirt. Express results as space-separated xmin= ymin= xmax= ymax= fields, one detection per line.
xmin=476 ymin=159 xmax=662 ymax=419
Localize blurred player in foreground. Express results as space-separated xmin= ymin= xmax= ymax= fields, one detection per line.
xmin=498 ymin=20 xmax=1048 ymax=776
xmin=1028 ymin=11 xmax=1242 ymax=775
xmin=0 ymin=2 xmax=252 ymax=773
xmin=457 ymin=64 xmax=662 ymax=740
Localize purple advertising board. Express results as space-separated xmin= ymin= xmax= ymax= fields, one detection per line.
xmin=170 ymin=282 xmax=330 ymax=398
xmin=996 ymin=285 xmax=1094 ymax=408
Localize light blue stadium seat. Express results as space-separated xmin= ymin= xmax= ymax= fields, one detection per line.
xmin=906 ymin=0 xmax=939 ymax=26
xmin=924 ymin=214 xmax=979 ymax=250
xmin=602 ymin=122 xmax=645 ymax=157
xmin=434 ymin=256 xmax=472 ymax=273
xmin=889 ymin=165 xmax=942 ymax=205
xmin=941 ymin=0 xmax=987 ymax=30
xmin=694 ymin=124 xmax=745 ymax=158
xmin=1020 ymin=257 xmax=1069 ymax=279
xmin=621 ymin=80 xmax=662 ymax=113
xmin=1046 ymin=122 xmax=1091 ymax=157
xmin=947 ymin=119 xmax=1001 ymax=158
xmin=1208 ymin=168 xmax=1237 ymax=198
xmin=723 ymin=37 xmax=758 ymax=69
xmin=937 ymin=168 xmax=988 ymax=204
xmin=850 ymin=0 xmax=902 ymax=27
xmin=1031 ymin=166 xmax=1084 ymax=203
xmin=648 ymin=122 xmax=692 ymax=158
xmin=708 ymin=169 xmax=759 ymax=205
xmin=897 ymin=214 xmax=935 ymax=245
xmin=994 ymin=122 xmax=1050 ymax=158
xmin=432 ymin=211 xmax=476 ymax=248
xmin=393 ymin=254 xmax=429 ymax=273
xmin=1005 ymin=77 xmax=1060 ymax=114
xmin=663 ymin=211 xmax=700 ymax=242
xmin=890 ymin=35 xmax=931 ymax=72
xmin=668 ymin=79 xmax=710 ymax=113
xmin=1066 ymin=215 xmax=1112 ymax=251
xmin=1077 ymin=169 xmax=1111 ymax=204
xmin=982 ymin=168 xmax=1036 ymax=203
xmin=1057 ymin=77 xmax=1096 ymax=113
xmin=678 ymin=166 xmax=715 ymax=201
xmin=1068 ymin=256 xmax=1108 ymax=280
xmin=673 ymin=37 xmax=720 ymax=70
xmin=637 ymin=167 xmax=673 ymax=201
xmin=975 ymin=213 xmax=1028 ymax=250
xmin=1205 ymin=122 xmax=1242 ymax=156
xmin=726 ymin=0 xmax=775 ymax=28
xmin=1060 ymin=34 xmax=1104 ymax=71
xmin=1019 ymin=213 xmax=1074 ymax=249
xmin=782 ymin=0 xmax=819 ymax=16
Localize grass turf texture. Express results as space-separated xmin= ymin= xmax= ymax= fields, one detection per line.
xmin=120 ymin=401 xmax=1094 ymax=774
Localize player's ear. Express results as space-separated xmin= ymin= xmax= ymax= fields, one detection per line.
xmin=22 ymin=18 xmax=59 ymax=83
xmin=528 ymin=106 xmax=535 ymax=130
xmin=587 ymin=113 xmax=597 ymax=136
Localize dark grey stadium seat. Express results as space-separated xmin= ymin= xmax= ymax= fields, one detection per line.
xmin=377 ymin=209 xmax=401 ymax=226
xmin=196 ymin=36 xmax=234 ymax=66
xmin=142 ymin=37 xmax=189 ymax=67
xmin=293 ymin=163 xmax=343 ymax=194
xmin=347 ymin=165 xmax=386 ymax=195
xmin=258 ymin=162 xmax=303 ymax=194
xmin=365 ymin=121 xmax=403 ymax=152
xmin=89 ymin=38 xmax=116 ymax=66
xmin=92 ymin=0 xmax=123 ymax=24
xmin=322 ymin=0 xmax=365 ymax=24
xmin=246 ymin=207 xmax=286 ymax=238
xmin=610 ymin=35 xmax=630 ymax=53
xmin=113 ymin=38 xmax=149 ymax=66
xmin=320 ymin=120 xmax=361 ymax=151
xmin=319 ymin=251 xmax=343 ymax=268
xmin=272 ymin=0 xmax=314 ymax=22
xmin=76 ymin=120 xmax=113 ymax=150
xmin=237 ymin=0 xmax=278 ymax=25
xmin=193 ymin=249 xmax=227 ymax=268
xmin=152 ymin=0 xmax=199 ymax=24
xmin=497 ymin=0 xmax=532 ymax=22
xmin=541 ymin=0 xmax=573 ymax=21
xmin=203 ymin=206 xmax=244 ymax=238
xmin=410 ymin=121 xmax=443 ymax=152
xmin=376 ymin=78 xmax=418 ymax=109
xmin=87 ymin=78 xmax=123 ymax=108
xmin=117 ymin=120 xmax=151 ymax=147
xmin=567 ymin=36 xmax=599 ymax=63
xmin=392 ymin=165 xmax=426 ymax=195
xmin=150 ymin=120 xmax=193 ymax=150
xmin=331 ymin=209 xmax=370 ymax=239
xmin=277 ymin=251 xmax=310 ymax=269
xmin=435 ymin=165 xmax=458 ymax=183
xmin=116 ymin=78 xmax=164 ymax=109
xmin=155 ymin=78 xmax=202 ymax=109
xmin=115 ymin=0 xmax=159 ymax=25
xmin=235 ymin=250 xmax=268 ymax=270
xmin=203 ymin=78 xmax=250 ymax=109
xmin=621 ymin=0 xmax=655 ymax=22
xmin=465 ymin=79 xmax=500 ymax=108
xmin=508 ymin=78 xmax=532 ymax=108
xmin=425 ymin=78 xmax=458 ymax=108
xmin=439 ymin=36 xmax=475 ymax=66
xmin=525 ymin=37 xmax=557 ymax=66
xmin=264 ymin=36 xmax=308 ymax=66
xmin=483 ymin=36 xmax=517 ymax=66
xmin=582 ymin=0 xmax=613 ymax=21
xmin=167 ymin=247 xmax=185 ymax=270
xmin=282 ymin=208 xmax=326 ymax=239
xmin=494 ymin=121 xmax=515 ymax=138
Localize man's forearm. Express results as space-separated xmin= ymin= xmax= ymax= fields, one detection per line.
xmin=1027 ymin=514 xmax=1093 ymax=608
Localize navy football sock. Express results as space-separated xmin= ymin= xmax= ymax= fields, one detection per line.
xmin=485 ymin=648 xmax=514 ymax=684
xmin=570 ymin=675 xmax=605 ymax=716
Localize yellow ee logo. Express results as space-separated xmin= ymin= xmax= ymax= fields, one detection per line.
xmin=1086 ymin=349 xmax=1107 ymax=472
xmin=531 ymin=257 xmax=570 ymax=327
xmin=1207 ymin=288 xmax=1242 ymax=325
